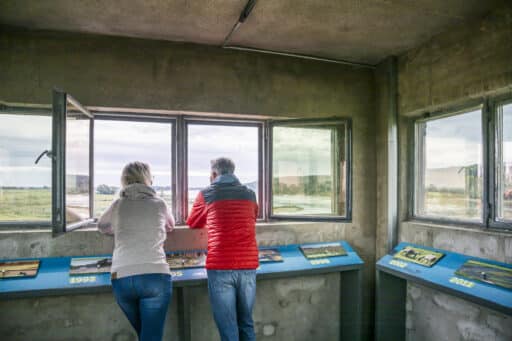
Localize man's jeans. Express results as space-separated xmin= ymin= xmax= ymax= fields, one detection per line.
xmin=207 ymin=270 xmax=257 ymax=341
xmin=112 ymin=273 xmax=172 ymax=341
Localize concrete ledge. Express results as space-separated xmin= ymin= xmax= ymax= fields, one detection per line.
xmin=400 ymin=220 xmax=512 ymax=263
xmin=0 ymin=221 xmax=352 ymax=259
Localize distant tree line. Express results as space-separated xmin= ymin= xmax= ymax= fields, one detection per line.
xmin=96 ymin=184 xmax=118 ymax=195
xmin=273 ymin=176 xmax=332 ymax=196
xmin=95 ymin=184 xmax=172 ymax=195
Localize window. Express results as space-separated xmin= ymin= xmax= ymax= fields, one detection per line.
xmin=412 ymin=98 xmax=512 ymax=230
xmin=94 ymin=119 xmax=173 ymax=217
xmin=0 ymin=111 xmax=52 ymax=223
xmin=271 ymin=120 xmax=349 ymax=219
xmin=414 ymin=108 xmax=484 ymax=222
xmin=45 ymin=89 xmax=95 ymax=233
xmin=1 ymin=92 xmax=353 ymax=228
xmin=496 ymin=101 xmax=512 ymax=222
xmin=186 ymin=122 xmax=260 ymax=216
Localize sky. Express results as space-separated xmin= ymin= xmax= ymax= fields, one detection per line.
xmin=95 ymin=120 xmax=172 ymax=187
xmin=0 ymin=114 xmax=52 ymax=187
xmin=187 ymin=124 xmax=259 ymax=188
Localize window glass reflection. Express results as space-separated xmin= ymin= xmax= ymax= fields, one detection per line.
xmin=272 ymin=124 xmax=346 ymax=216
xmin=416 ymin=109 xmax=483 ymax=221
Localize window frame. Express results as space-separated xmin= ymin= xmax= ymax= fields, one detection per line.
xmin=489 ymin=94 xmax=512 ymax=229
xmin=0 ymin=102 xmax=54 ymax=228
xmin=268 ymin=117 xmax=352 ymax=222
xmin=409 ymin=97 xmax=512 ymax=232
xmin=183 ymin=117 xmax=265 ymax=222
xmin=52 ymin=89 xmax=96 ymax=235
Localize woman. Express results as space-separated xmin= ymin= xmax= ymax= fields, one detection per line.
xmin=98 ymin=161 xmax=174 ymax=341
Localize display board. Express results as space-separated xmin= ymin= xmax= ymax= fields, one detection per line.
xmin=455 ymin=260 xmax=512 ymax=290
xmin=0 ymin=260 xmax=40 ymax=279
xmin=167 ymin=251 xmax=207 ymax=269
xmin=69 ymin=257 xmax=112 ymax=275
xmin=0 ymin=241 xmax=363 ymax=298
xmin=299 ymin=243 xmax=347 ymax=259
xmin=392 ymin=246 xmax=443 ymax=267
xmin=258 ymin=249 xmax=283 ymax=263
xmin=376 ymin=242 xmax=512 ymax=317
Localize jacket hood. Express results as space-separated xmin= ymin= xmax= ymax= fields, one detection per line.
xmin=212 ymin=174 xmax=241 ymax=186
xmin=120 ymin=183 xmax=156 ymax=200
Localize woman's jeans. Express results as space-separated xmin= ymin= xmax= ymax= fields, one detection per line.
xmin=207 ymin=270 xmax=257 ymax=341
xmin=112 ymin=273 xmax=172 ymax=341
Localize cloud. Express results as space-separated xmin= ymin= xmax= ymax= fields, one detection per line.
xmin=426 ymin=109 xmax=482 ymax=143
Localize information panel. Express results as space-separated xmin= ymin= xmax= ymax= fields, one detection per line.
xmin=0 ymin=241 xmax=363 ymax=298
xmin=377 ymin=242 xmax=512 ymax=315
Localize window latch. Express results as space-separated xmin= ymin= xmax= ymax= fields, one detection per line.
xmin=35 ymin=150 xmax=54 ymax=164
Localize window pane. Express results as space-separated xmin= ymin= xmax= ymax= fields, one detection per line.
xmin=272 ymin=123 xmax=346 ymax=217
xmin=187 ymin=124 xmax=259 ymax=213
xmin=497 ymin=102 xmax=512 ymax=221
xmin=94 ymin=120 xmax=173 ymax=217
xmin=0 ymin=113 xmax=52 ymax=221
xmin=415 ymin=109 xmax=483 ymax=221
xmin=66 ymin=111 xmax=91 ymax=225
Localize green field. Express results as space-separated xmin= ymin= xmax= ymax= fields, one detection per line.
xmin=0 ymin=189 xmax=52 ymax=221
xmin=94 ymin=192 xmax=172 ymax=217
xmin=0 ymin=188 xmax=510 ymax=221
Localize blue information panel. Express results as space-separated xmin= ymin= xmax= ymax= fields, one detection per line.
xmin=377 ymin=242 xmax=512 ymax=315
xmin=0 ymin=241 xmax=363 ymax=298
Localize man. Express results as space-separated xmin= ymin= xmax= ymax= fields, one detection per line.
xmin=187 ymin=157 xmax=258 ymax=341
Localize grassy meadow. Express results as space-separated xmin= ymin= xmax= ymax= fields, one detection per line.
xmin=0 ymin=188 xmax=52 ymax=221
xmin=0 ymin=188 xmax=510 ymax=222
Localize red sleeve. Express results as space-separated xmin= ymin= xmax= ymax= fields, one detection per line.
xmin=254 ymin=203 xmax=259 ymax=220
xmin=186 ymin=191 xmax=207 ymax=228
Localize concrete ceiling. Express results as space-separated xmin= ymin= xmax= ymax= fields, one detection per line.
xmin=0 ymin=0 xmax=504 ymax=65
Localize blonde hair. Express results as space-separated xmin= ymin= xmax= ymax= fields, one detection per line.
xmin=121 ymin=161 xmax=152 ymax=187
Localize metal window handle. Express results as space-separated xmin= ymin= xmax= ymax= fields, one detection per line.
xmin=35 ymin=150 xmax=54 ymax=164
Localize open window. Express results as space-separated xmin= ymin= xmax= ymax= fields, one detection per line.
xmin=269 ymin=118 xmax=351 ymax=221
xmin=52 ymin=89 xmax=95 ymax=234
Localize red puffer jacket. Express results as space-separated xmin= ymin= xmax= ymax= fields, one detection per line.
xmin=186 ymin=174 xmax=259 ymax=270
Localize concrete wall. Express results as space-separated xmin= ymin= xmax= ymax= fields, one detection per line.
xmin=374 ymin=59 xmax=394 ymax=261
xmin=392 ymin=5 xmax=512 ymax=341
xmin=405 ymin=282 xmax=511 ymax=341
xmin=0 ymin=29 xmax=376 ymax=340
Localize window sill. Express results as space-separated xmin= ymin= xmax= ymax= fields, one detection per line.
xmin=404 ymin=219 xmax=512 ymax=236
xmin=0 ymin=220 xmax=335 ymax=235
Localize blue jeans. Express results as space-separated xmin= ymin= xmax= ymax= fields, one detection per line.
xmin=207 ymin=270 xmax=257 ymax=341
xmin=112 ymin=273 xmax=172 ymax=341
